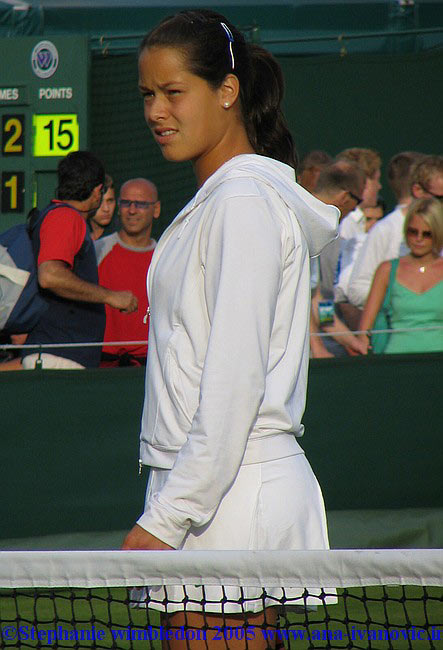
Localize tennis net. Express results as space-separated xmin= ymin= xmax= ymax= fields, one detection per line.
xmin=0 ymin=549 xmax=442 ymax=649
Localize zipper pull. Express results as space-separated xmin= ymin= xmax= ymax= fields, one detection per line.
xmin=138 ymin=459 xmax=143 ymax=475
xmin=143 ymin=305 xmax=151 ymax=324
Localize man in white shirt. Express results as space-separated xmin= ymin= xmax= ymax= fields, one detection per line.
xmin=330 ymin=148 xmax=382 ymax=330
xmin=347 ymin=154 xmax=442 ymax=309
xmin=334 ymin=199 xmax=385 ymax=305
xmin=337 ymin=148 xmax=382 ymax=243
xmin=309 ymin=161 xmax=366 ymax=357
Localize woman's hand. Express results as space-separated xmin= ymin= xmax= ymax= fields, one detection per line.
xmin=345 ymin=333 xmax=370 ymax=356
xmin=356 ymin=333 xmax=371 ymax=355
xmin=122 ymin=524 xmax=174 ymax=550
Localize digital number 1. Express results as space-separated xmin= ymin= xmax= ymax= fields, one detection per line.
xmin=43 ymin=120 xmax=54 ymax=150
xmin=4 ymin=175 xmax=17 ymax=209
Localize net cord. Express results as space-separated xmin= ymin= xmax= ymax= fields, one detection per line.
xmin=0 ymin=549 xmax=442 ymax=590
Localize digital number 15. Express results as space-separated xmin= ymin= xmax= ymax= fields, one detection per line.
xmin=43 ymin=118 xmax=74 ymax=151
xmin=33 ymin=114 xmax=79 ymax=157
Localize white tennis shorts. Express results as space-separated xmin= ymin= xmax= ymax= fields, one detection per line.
xmin=132 ymin=453 xmax=335 ymax=613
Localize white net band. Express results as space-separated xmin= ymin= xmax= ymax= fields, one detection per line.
xmin=1 ymin=549 xmax=442 ymax=589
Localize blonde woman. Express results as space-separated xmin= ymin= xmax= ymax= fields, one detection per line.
xmin=359 ymin=197 xmax=443 ymax=354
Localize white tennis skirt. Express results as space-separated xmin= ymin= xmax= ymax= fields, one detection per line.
xmin=132 ymin=453 xmax=336 ymax=613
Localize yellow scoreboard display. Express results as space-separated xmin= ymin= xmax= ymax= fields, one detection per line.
xmin=0 ymin=36 xmax=88 ymax=231
xmin=33 ymin=114 xmax=80 ymax=157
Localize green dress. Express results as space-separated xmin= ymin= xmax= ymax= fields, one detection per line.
xmin=385 ymin=266 xmax=443 ymax=354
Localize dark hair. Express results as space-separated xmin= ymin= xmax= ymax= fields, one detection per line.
xmin=387 ymin=151 xmax=425 ymax=201
xmin=298 ymin=150 xmax=332 ymax=174
xmin=57 ymin=151 xmax=105 ymax=201
xmin=104 ymin=173 xmax=114 ymax=191
xmin=139 ymin=9 xmax=297 ymax=169
xmin=315 ymin=161 xmax=366 ymax=197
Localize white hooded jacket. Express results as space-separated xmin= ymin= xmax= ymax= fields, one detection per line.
xmin=137 ymin=154 xmax=339 ymax=547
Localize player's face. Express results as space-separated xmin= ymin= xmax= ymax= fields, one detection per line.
xmin=93 ymin=187 xmax=116 ymax=227
xmin=119 ymin=182 xmax=159 ymax=237
xmin=406 ymin=213 xmax=434 ymax=258
xmin=138 ymin=46 xmax=229 ymax=179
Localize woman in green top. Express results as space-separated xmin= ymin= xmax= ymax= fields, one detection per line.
xmin=359 ymin=197 xmax=443 ymax=354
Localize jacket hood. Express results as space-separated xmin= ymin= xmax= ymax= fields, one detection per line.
xmin=188 ymin=154 xmax=339 ymax=258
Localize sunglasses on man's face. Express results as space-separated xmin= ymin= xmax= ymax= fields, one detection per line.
xmin=347 ymin=190 xmax=362 ymax=205
xmin=406 ymin=226 xmax=433 ymax=239
xmin=418 ymin=183 xmax=443 ymax=201
xmin=118 ymin=199 xmax=156 ymax=210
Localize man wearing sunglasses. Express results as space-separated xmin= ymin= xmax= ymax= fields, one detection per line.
xmin=348 ymin=154 xmax=443 ymax=309
xmin=95 ymin=178 xmax=160 ymax=367
xmin=336 ymin=147 xmax=382 ymax=245
xmin=309 ymin=161 xmax=367 ymax=358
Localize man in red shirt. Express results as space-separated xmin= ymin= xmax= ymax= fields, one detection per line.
xmin=22 ymin=152 xmax=138 ymax=370
xmin=95 ymin=178 xmax=160 ymax=366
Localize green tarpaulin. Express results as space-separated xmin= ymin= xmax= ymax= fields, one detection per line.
xmin=1 ymin=0 xmax=443 ymax=55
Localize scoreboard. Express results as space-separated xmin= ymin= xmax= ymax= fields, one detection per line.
xmin=0 ymin=36 xmax=88 ymax=232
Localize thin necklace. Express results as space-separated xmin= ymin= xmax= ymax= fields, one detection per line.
xmin=414 ymin=258 xmax=438 ymax=273
xmin=408 ymin=253 xmax=438 ymax=274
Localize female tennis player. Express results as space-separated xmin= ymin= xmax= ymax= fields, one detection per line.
xmin=123 ymin=9 xmax=338 ymax=647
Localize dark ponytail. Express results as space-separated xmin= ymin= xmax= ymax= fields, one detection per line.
xmin=139 ymin=10 xmax=297 ymax=169
xmin=245 ymin=45 xmax=297 ymax=169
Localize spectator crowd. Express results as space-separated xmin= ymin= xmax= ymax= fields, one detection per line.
xmin=1 ymin=147 xmax=442 ymax=370
xmin=300 ymin=148 xmax=443 ymax=358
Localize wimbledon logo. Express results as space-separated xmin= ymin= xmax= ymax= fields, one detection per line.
xmin=31 ymin=41 xmax=59 ymax=79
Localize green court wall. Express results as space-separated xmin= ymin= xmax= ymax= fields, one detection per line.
xmin=1 ymin=353 xmax=441 ymax=546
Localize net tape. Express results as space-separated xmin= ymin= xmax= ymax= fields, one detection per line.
xmin=1 ymin=550 xmax=442 ymax=650
xmin=1 ymin=549 xmax=442 ymax=589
